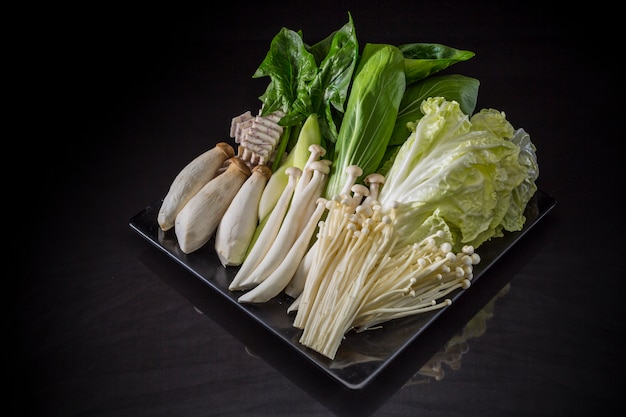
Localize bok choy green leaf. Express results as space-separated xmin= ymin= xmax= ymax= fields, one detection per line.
xmin=323 ymin=43 xmax=406 ymax=199
xmin=399 ymin=43 xmax=475 ymax=85
xmin=389 ymin=74 xmax=480 ymax=146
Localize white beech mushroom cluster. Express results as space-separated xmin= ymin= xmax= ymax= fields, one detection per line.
xmin=228 ymin=145 xmax=331 ymax=303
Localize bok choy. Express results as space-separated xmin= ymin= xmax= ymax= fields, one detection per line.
xmin=322 ymin=43 xmax=406 ymax=199
xmin=322 ymin=42 xmax=478 ymax=199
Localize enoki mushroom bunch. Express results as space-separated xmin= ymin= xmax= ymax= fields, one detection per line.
xmin=292 ymin=169 xmax=481 ymax=360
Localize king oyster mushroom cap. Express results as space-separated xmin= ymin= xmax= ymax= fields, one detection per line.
xmin=215 ymin=164 xmax=273 ymax=267
xmin=158 ymin=142 xmax=235 ymax=231
xmin=174 ymin=156 xmax=250 ymax=254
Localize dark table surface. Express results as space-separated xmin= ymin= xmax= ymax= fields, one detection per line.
xmin=22 ymin=2 xmax=623 ymax=416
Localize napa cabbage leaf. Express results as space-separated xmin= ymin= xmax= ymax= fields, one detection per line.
xmin=378 ymin=97 xmax=539 ymax=251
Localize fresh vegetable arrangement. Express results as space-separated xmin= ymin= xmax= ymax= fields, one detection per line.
xmin=156 ymin=14 xmax=539 ymax=360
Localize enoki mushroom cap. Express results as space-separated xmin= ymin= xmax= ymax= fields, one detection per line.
xmin=351 ymin=184 xmax=369 ymax=198
xmin=345 ymin=165 xmax=363 ymax=176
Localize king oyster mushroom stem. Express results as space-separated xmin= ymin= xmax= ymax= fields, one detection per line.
xmin=214 ymin=164 xmax=273 ymax=267
xmin=229 ymin=166 xmax=302 ymax=291
xmin=174 ymin=156 xmax=251 ymax=254
xmin=158 ymin=142 xmax=235 ymax=231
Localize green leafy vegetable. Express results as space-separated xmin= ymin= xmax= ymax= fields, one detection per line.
xmin=399 ymin=43 xmax=475 ymax=85
xmin=252 ymin=15 xmax=358 ymax=170
xmin=217 ymin=16 xmax=542 ymax=362
xmin=304 ymin=15 xmax=359 ymax=145
xmin=377 ymin=74 xmax=480 ymax=176
xmin=323 ymin=43 xmax=406 ymax=199
xmin=389 ymin=74 xmax=480 ymax=146
xmin=254 ymin=28 xmax=318 ymax=118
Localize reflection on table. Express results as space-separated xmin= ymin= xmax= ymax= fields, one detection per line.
xmin=406 ymin=283 xmax=510 ymax=385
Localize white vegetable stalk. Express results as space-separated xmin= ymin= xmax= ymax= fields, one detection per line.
xmin=174 ymin=156 xmax=251 ymax=254
xmin=238 ymin=197 xmax=328 ymax=304
xmin=292 ymin=167 xmax=481 ymax=360
xmin=158 ymin=142 xmax=235 ymax=231
xmin=214 ymin=164 xmax=273 ymax=267
xmin=228 ymin=166 xmax=301 ymax=290
xmin=284 ymin=241 xmax=316 ymax=300
xmin=234 ymin=160 xmax=330 ymax=290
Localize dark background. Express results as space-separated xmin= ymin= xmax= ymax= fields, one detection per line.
xmin=21 ymin=2 xmax=622 ymax=416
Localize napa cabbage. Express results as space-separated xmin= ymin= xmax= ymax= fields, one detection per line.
xmin=377 ymin=97 xmax=539 ymax=251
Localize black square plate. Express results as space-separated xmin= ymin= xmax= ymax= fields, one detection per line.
xmin=129 ymin=190 xmax=556 ymax=391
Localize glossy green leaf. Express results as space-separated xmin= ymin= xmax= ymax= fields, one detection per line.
xmin=307 ymin=14 xmax=358 ymax=146
xmin=252 ymin=16 xmax=358 ymax=167
xmin=399 ymin=43 xmax=475 ymax=85
xmin=388 ymin=74 xmax=480 ymax=146
xmin=254 ymin=28 xmax=318 ymax=117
